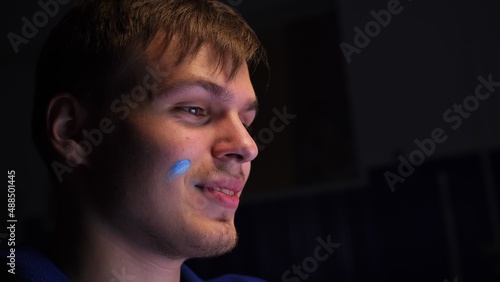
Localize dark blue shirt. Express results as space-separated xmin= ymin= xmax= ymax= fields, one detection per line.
xmin=2 ymin=247 xmax=266 ymax=282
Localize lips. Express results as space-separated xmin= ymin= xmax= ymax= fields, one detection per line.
xmin=209 ymin=187 xmax=236 ymax=196
xmin=194 ymin=178 xmax=244 ymax=209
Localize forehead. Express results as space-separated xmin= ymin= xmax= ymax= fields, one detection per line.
xmin=144 ymin=34 xmax=255 ymax=100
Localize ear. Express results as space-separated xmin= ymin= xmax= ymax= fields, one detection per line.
xmin=47 ymin=93 xmax=89 ymax=166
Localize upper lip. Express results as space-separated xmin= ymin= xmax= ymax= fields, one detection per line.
xmin=195 ymin=178 xmax=245 ymax=196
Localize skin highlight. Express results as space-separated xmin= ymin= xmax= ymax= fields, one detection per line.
xmin=167 ymin=159 xmax=192 ymax=181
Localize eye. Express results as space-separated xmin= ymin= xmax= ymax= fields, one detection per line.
xmin=179 ymin=106 xmax=207 ymax=117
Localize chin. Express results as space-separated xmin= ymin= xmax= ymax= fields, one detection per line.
xmin=187 ymin=219 xmax=239 ymax=258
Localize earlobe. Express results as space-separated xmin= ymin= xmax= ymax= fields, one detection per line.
xmin=47 ymin=93 xmax=89 ymax=166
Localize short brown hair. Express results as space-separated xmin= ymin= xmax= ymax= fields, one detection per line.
xmin=32 ymin=0 xmax=266 ymax=165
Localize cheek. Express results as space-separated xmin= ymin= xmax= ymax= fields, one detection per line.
xmin=97 ymin=120 xmax=177 ymax=184
xmin=106 ymin=113 xmax=210 ymax=187
xmin=166 ymin=159 xmax=191 ymax=181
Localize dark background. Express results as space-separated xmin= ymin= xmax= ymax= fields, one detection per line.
xmin=2 ymin=0 xmax=500 ymax=281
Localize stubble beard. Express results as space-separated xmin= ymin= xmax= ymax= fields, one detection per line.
xmin=185 ymin=218 xmax=239 ymax=258
xmin=147 ymin=217 xmax=239 ymax=260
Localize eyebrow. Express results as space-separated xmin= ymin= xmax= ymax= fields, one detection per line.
xmin=157 ymin=79 xmax=259 ymax=114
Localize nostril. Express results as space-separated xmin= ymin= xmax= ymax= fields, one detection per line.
xmin=226 ymin=153 xmax=244 ymax=160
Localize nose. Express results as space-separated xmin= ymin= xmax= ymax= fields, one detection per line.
xmin=211 ymin=113 xmax=258 ymax=163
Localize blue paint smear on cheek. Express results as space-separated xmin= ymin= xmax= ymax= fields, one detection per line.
xmin=166 ymin=159 xmax=191 ymax=181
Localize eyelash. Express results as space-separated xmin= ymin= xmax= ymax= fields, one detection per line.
xmin=176 ymin=106 xmax=254 ymax=131
xmin=178 ymin=106 xmax=207 ymax=117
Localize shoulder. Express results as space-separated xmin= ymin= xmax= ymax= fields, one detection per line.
xmin=181 ymin=264 xmax=267 ymax=282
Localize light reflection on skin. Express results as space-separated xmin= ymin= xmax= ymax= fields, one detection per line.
xmin=167 ymin=159 xmax=191 ymax=181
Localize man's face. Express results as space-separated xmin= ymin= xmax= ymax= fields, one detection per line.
xmin=89 ymin=43 xmax=259 ymax=259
